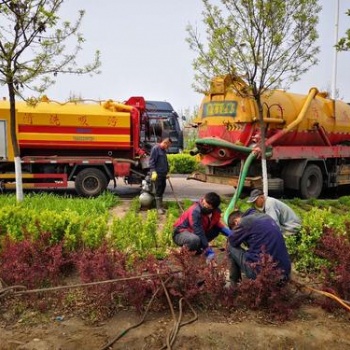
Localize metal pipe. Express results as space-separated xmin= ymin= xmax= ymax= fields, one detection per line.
xmin=252 ymin=117 xmax=285 ymax=124
xmin=113 ymin=158 xmax=138 ymax=166
xmin=316 ymin=124 xmax=332 ymax=146
xmin=265 ymin=87 xmax=318 ymax=147
xmin=331 ymin=0 xmax=340 ymax=100
xmin=189 ymin=148 xmax=199 ymax=156
xmin=262 ymin=118 xmax=285 ymax=124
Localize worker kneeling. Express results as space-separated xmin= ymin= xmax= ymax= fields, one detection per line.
xmin=227 ymin=208 xmax=291 ymax=286
xmin=172 ymin=192 xmax=231 ymax=263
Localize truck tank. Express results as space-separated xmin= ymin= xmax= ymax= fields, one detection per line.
xmin=0 ymin=98 xmax=141 ymax=159
xmin=190 ymin=75 xmax=350 ymax=199
xmin=195 ymin=75 xmax=350 ymax=166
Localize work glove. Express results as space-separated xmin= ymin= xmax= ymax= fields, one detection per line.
xmin=151 ymin=171 xmax=158 ymax=181
xmin=204 ymin=247 xmax=215 ymax=264
xmin=221 ymin=226 xmax=232 ymax=237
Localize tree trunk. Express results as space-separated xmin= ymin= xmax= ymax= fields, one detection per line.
xmin=8 ymin=83 xmax=24 ymax=202
xmin=14 ymin=156 xmax=23 ymax=202
xmin=256 ymin=95 xmax=268 ymax=197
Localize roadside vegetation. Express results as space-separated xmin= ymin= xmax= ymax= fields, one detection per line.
xmin=0 ymin=164 xmax=350 ymax=323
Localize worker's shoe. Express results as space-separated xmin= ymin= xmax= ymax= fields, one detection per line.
xmin=155 ymin=197 xmax=166 ymax=215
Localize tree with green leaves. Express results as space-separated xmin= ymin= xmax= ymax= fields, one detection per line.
xmin=337 ymin=9 xmax=350 ymax=51
xmin=0 ymin=0 xmax=101 ymax=201
xmin=187 ymin=0 xmax=321 ymax=195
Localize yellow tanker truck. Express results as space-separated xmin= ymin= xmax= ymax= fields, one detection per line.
xmin=0 ymin=96 xmax=182 ymax=197
xmin=189 ymin=75 xmax=350 ymax=198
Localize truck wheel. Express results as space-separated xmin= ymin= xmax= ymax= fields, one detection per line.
xmin=75 ymin=168 xmax=108 ymax=197
xmin=300 ymin=164 xmax=323 ymax=199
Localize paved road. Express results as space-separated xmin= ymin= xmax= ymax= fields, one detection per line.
xmin=112 ymin=174 xmax=235 ymax=201
xmin=11 ymin=174 xmax=349 ymax=200
xmin=5 ymin=175 xmax=235 ymax=201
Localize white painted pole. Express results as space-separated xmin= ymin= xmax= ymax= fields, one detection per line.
xmin=331 ymin=0 xmax=340 ymax=99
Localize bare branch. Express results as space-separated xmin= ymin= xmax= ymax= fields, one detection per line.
xmin=187 ymin=0 xmax=321 ymax=94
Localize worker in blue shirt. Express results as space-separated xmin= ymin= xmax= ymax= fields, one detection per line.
xmin=227 ymin=208 xmax=291 ymax=286
xmin=149 ymin=138 xmax=172 ymax=214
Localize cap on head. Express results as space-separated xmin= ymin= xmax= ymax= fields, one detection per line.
xmin=247 ymin=189 xmax=264 ymax=203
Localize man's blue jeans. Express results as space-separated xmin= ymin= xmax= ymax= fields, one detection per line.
xmin=228 ymin=245 xmax=256 ymax=283
xmin=173 ymin=227 xmax=221 ymax=252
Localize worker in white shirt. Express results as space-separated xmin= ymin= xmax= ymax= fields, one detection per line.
xmin=247 ymin=189 xmax=301 ymax=236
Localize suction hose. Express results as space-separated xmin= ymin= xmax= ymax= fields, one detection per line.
xmin=223 ymin=151 xmax=257 ymax=225
xmin=195 ymin=137 xmax=253 ymax=154
xmin=192 ymin=137 xmax=271 ymax=224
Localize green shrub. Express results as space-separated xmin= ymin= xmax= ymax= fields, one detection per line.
xmin=0 ymin=192 xmax=116 ymax=250
xmin=3 ymin=191 xmax=350 ymax=282
xmin=285 ymin=205 xmax=349 ymax=272
xmin=167 ymin=153 xmax=200 ymax=174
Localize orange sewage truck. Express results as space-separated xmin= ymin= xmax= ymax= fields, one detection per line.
xmin=0 ymin=96 xmax=181 ymax=197
xmin=189 ymin=75 xmax=350 ymax=198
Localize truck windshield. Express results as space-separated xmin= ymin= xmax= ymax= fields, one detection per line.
xmin=142 ymin=101 xmax=183 ymax=154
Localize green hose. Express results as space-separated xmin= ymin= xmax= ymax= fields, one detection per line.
xmin=194 ymin=136 xmax=271 ymax=224
xmin=195 ymin=137 xmax=253 ymax=154
xmin=223 ymin=152 xmax=257 ymax=225
xmin=194 ymin=137 xmax=254 ymax=225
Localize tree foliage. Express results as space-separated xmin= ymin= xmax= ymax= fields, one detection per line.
xmin=336 ymin=9 xmax=350 ymax=51
xmin=0 ymin=0 xmax=101 ymax=95
xmin=0 ymin=0 xmax=101 ymax=202
xmin=187 ymin=0 xmax=321 ymax=96
xmin=187 ymin=0 xmax=321 ymax=196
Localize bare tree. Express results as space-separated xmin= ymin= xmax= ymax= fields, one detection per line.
xmin=0 ymin=0 xmax=101 ymax=201
xmin=187 ymin=0 xmax=321 ymax=195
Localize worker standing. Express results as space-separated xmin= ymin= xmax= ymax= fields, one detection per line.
xmin=149 ymin=137 xmax=172 ymax=214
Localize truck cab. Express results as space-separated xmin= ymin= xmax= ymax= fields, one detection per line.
xmin=142 ymin=100 xmax=184 ymax=154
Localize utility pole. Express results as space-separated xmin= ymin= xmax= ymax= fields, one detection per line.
xmin=331 ymin=0 xmax=340 ymax=99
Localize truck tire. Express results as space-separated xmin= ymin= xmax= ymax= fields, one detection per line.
xmin=300 ymin=164 xmax=323 ymax=199
xmin=75 ymin=168 xmax=108 ymax=197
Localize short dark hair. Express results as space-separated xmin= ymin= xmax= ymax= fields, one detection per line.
xmin=228 ymin=210 xmax=243 ymax=229
xmin=162 ymin=137 xmax=173 ymax=144
xmin=204 ymin=192 xmax=221 ymax=208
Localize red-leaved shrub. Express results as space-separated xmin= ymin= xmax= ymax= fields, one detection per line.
xmin=167 ymin=248 xmax=231 ymax=309
xmin=74 ymin=245 xmax=172 ymax=315
xmin=314 ymin=227 xmax=350 ymax=311
xmin=236 ymin=253 xmax=302 ymax=322
xmin=0 ymin=232 xmax=70 ymax=289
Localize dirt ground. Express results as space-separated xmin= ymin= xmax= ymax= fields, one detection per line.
xmin=0 ymin=306 xmax=349 ymax=350
xmin=1 ymin=201 xmax=350 ymax=350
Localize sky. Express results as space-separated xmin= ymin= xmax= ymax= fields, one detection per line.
xmin=1 ymin=0 xmax=350 ymax=113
